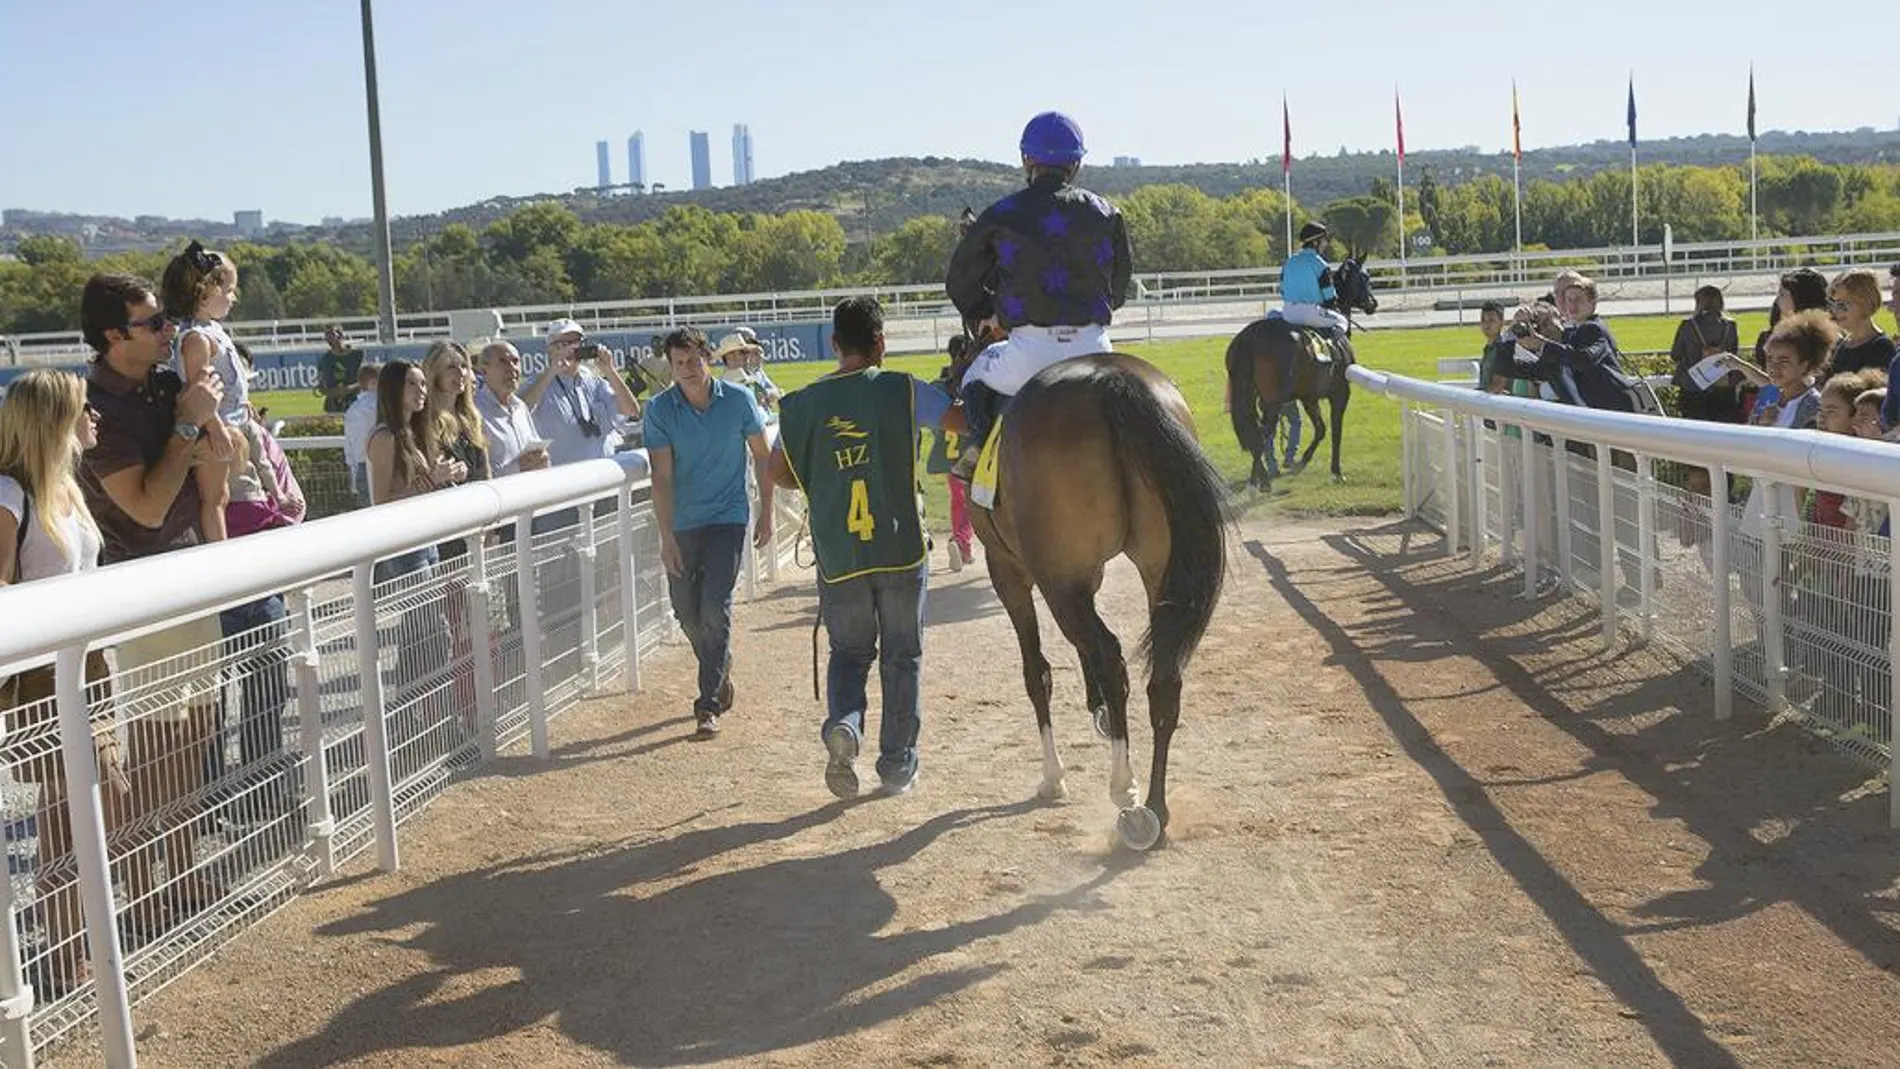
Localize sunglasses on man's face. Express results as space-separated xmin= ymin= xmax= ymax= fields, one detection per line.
xmin=125 ymin=312 xmax=169 ymax=333
xmin=1827 ymin=299 xmax=1854 ymax=314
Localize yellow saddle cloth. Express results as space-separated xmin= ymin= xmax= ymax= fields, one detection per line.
xmin=970 ymin=413 xmax=1005 ymax=510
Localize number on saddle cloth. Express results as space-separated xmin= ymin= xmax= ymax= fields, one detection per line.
xmin=969 ymin=414 xmax=1007 ymax=511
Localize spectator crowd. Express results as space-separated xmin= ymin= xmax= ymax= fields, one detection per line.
xmin=1472 ymin=262 xmax=1900 ymax=726
xmin=0 ymin=253 xmax=791 ymax=993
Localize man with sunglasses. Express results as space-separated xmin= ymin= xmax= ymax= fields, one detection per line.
xmin=77 ymin=272 xmax=231 ymax=913
xmin=78 ymin=273 xmax=223 ymax=562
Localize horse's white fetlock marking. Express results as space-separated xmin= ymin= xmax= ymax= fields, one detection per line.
xmin=1039 ymin=724 xmax=1067 ymax=799
xmin=1109 ymin=738 xmax=1139 ymax=809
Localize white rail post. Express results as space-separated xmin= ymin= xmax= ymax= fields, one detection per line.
xmin=1596 ymin=445 xmax=1618 ymax=648
xmin=1760 ymin=485 xmax=1787 ymax=709
xmin=575 ymin=507 xmax=601 ymax=694
xmin=516 ymin=513 xmax=551 ymax=759
xmin=0 ymin=825 xmax=33 ymax=1069
xmin=1400 ymin=403 xmax=1415 ymax=519
xmin=1442 ymin=409 xmax=1461 ymax=557
xmin=56 ymin=645 xmax=135 ymax=1068
xmin=618 ymin=482 xmax=643 ymax=695
xmin=289 ymin=587 xmax=336 ymax=878
xmin=465 ymin=532 xmax=500 ymax=763
xmin=1554 ymin=437 xmax=1574 ymax=591
xmin=1638 ymin=453 xmax=1658 ymax=644
xmin=1712 ymin=464 xmax=1735 ymax=720
xmin=1520 ymin=427 xmax=1539 ymax=598
xmin=1465 ymin=415 xmax=1484 ymax=569
xmin=1501 ymin=427 xmax=1519 ymax=569
xmin=741 ymin=470 xmax=760 ymax=603
xmin=351 ymin=564 xmax=400 ymax=873
xmin=1888 ymin=497 xmax=1900 ymax=828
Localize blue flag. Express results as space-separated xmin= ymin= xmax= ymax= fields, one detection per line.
xmin=1626 ymin=78 xmax=1637 ymax=148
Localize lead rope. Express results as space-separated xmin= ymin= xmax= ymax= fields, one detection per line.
xmin=811 ymin=611 xmax=822 ymax=702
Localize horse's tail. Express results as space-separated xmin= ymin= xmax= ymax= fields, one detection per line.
xmin=1225 ymin=326 xmax=1263 ymax=456
xmin=1096 ymin=370 xmax=1230 ymax=681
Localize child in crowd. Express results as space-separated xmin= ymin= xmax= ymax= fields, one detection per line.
xmin=160 ymin=241 xmax=245 ymax=541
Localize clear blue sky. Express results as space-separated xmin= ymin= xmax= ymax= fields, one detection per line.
xmin=2 ymin=0 xmax=1891 ymax=224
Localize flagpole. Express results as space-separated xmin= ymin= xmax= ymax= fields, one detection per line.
xmin=1747 ymin=67 xmax=1759 ymax=264
xmin=1282 ymin=95 xmax=1293 ymax=259
xmin=1395 ymin=89 xmax=1407 ymax=285
xmin=1512 ymin=80 xmax=1524 ymax=282
xmin=1630 ymin=142 xmax=1638 ymax=249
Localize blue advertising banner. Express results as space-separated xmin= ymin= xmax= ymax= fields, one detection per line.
xmin=0 ymin=319 xmax=834 ymax=393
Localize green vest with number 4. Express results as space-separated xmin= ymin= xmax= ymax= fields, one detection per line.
xmin=780 ymin=368 xmax=925 ymax=583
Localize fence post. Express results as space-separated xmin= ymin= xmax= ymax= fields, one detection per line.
xmin=1761 ymin=489 xmax=1787 ymax=709
xmin=465 ymin=533 xmax=500 ymax=763
xmin=0 ymin=830 xmax=33 ymax=1069
xmin=575 ymin=508 xmax=601 ymax=694
xmin=741 ymin=472 xmax=760 ymax=603
xmin=1520 ymin=427 xmax=1539 ymax=598
xmin=1712 ymin=464 xmax=1735 ymax=720
xmin=351 ymin=564 xmax=400 ymax=873
xmin=1442 ymin=410 xmax=1461 ymax=557
xmin=1888 ymin=498 xmax=1900 ymax=828
xmin=1596 ymin=445 xmax=1618 ymax=648
xmin=54 ymin=645 xmax=134 ymax=1068
xmin=1500 ymin=429 xmax=1519 ymax=569
xmin=618 ymin=482 xmax=643 ymax=695
xmin=515 ymin=513 xmax=551 ymax=759
xmin=1553 ymin=437 xmax=1574 ymax=591
xmin=1400 ymin=404 xmax=1414 ymax=519
xmin=289 ymin=587 xmax=336 ymax=878
xmin=1638 ymin=453 xmax=1658 ymax=644
xmin=1465 ymin=415 xmax=1484 ymax=569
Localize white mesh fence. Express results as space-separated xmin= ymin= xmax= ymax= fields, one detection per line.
xmin=1402 ymin=404 xmax=1895 ymax=772
xmin=0 ymin=471 xmax=804 ymax=1065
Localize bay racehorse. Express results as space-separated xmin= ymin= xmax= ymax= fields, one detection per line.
xmin=966 ymin=354 xmax=1228 ymax=850
xmin=1225 ymin=257 xmax=1378 ymax=492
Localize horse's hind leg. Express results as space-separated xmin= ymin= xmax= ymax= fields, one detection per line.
xmin=1044 ymin=581 xmax=1136 ymax=812
xmin=987 ymin=550 xmax=1066 ymax=800
xmin=1330 ymin=381 xmax=1352 ymax=482
xmin=1297 ymin=392 xmax=1326 ymax=472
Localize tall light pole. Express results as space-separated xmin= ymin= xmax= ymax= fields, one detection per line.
xmin=360 ymin=0 xmax=398 ymax=343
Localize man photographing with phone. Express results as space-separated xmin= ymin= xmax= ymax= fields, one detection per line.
xmin=521 ymin=318 xmax=643 ymax=468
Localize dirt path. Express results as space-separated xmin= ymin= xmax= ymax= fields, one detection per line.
xmin=61 ymin=516 xmax=1900 ymax=1068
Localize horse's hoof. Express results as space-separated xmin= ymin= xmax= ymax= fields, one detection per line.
xmin=1091 ymin=706 xmax=1111 ymax=740
xmin=1038 ymin=778 xmax=1068 ymax=801
xmin=1331 ymin=473 xmax=1345 ymax=485
xmin=1117 ymin=806 xmax=1163 ymax=851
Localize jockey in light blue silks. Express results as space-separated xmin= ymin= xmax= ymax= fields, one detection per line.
xmin=1277 ymin=221 xmax=1351 ymax=342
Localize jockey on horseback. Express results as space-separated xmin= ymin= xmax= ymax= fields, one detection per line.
xmin=1277 ymin=221 xmax=1351 ymax=344
xmin=945 ymin=110 xmax=1134 ymax=481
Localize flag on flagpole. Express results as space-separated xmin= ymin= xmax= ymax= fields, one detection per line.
xmin=1395 ymin=91 xmax=1406 ymax=164
xmin=1512 ymin=81 xmax=1522 ymax=161
xmin=1282 ymin=96 xmax=1292 ymax=175
xmin=1626 ymin=77 xmax=1637 ymax=148
xmin=1746 ymin=67 xmax=1757 ymax=142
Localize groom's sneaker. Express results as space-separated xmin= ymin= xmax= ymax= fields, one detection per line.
xmin=823 ymin=724 xmax=860 ymax=799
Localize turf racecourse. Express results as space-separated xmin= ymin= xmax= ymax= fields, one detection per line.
xmin=253 ymin=312 xmax=1768 ymax=521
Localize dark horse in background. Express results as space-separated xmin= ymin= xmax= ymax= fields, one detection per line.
xmin=968 ymin=354 xmax=1228 ymax=851
xmin=1225 ymin=257 xmax=1378 ymax=492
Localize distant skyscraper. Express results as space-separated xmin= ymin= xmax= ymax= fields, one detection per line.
xmin=233 ymin=210 xmax=264 ymax=237
xmin=731 ymin=123 xmax=755 ymax=185
xmin=595 ymin=140 xmax=611 ymax=189
xmin=690 ymin=131 xmax=712 ymax=190
xmin=627 ymin=132 xmax=646 ymax=191
xmin=1112 ymin=155 xmax=1142 ymax=168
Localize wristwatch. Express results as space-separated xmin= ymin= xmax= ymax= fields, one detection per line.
xmin=174 ymin=421 xmax=202 ymax=442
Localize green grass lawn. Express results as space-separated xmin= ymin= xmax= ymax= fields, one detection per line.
xmin=255 ymin=312 xmax=1766 ymax=527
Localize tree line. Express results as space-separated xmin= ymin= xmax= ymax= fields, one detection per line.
xmin=5 ymin=156 xmax=1899 ymax=335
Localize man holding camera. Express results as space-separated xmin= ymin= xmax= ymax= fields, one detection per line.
xmin=521 ymin=318 xmax=643 ymax=468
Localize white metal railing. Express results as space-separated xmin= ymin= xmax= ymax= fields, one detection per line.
xmin=1360 ymin=365 xmax=1900 ymax=825
xmin=0 ymin=450 xmax=804 ymax=1067
xmin=9 ymin=230 xmax=1900 ymax=360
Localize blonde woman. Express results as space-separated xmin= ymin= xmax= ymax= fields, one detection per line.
xmin=423 ymin=340 xmax=489 ymax=490
xmin=1825 ymin=269 xmax=1896 ymax=380
xmin=0 ymin=370 xmax=126 ymax=992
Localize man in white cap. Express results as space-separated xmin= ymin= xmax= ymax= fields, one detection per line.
xmin=521 ymin=317 xmax=643 ymax=467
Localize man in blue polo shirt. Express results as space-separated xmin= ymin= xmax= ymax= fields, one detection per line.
xmin=644 ymin=326 xmax=776 ymax=737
